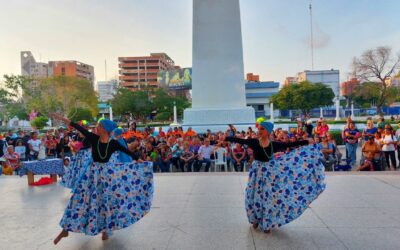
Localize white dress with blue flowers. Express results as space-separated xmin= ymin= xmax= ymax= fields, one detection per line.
xmin=225 ymin=137 xmax=325 ymax=231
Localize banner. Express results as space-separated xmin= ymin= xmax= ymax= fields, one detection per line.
xmin=157 ymin=68 xmax=192 ymax=90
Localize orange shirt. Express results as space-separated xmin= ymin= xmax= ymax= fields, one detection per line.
xmin=185 ymin=131 xmax=197 ymax=137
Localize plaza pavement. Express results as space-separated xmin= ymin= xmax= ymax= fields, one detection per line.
xmin=1 ymin=172 xmax=400 ymax=250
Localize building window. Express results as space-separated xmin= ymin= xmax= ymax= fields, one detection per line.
xmin=61 ymin=67 xmax=66 ymax=75
xmin=258 ymin=105 xmax=264 ymax=111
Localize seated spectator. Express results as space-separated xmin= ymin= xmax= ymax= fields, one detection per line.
xmin=4 ymin=146 xmax=21 ymax=174
xmin=327 ymin=133 xmax=342 ymax=164
xmin=232 ymin=143 xmax=246 ymax=172
xmin=320 ymin=136 xmax=336 ymax=171
xmin=1 ymin=157 xmax=13 ymax=175
xmin=180 ymin=142 xmax=195 ymax=172
xmin=195 ymin=138 xmax=214 ymax=172
xmin=358 ymin=136 xmax=381 ymax=171
xmin=170 ymin=138 xmax=182 ymax=172
xmin=158 ymin=143 xmax=171 ymax=173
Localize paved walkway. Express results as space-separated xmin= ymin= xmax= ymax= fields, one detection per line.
xmin=1 ymin=173 xmax=400 ymax=250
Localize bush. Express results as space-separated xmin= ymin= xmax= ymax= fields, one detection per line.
xmin=31 ymin=116 xmax=49 ymax=130
xmin=328 ymin=130 xmax=343 ymax=145
xmin=154 ymin=112 xmax=171 ymax=122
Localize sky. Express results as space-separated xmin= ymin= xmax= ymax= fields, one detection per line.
xmin=1 ymin=0 xmax=399 ymax=85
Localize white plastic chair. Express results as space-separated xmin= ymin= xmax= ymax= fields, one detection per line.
xmin=214 ymin=148 xmax=228 ymax=172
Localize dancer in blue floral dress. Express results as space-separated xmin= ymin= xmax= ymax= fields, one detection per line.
xmin=225 ymin=119 xmax=325 ymax=233
xmin=51 ymin=113 xmax=153 ymax=244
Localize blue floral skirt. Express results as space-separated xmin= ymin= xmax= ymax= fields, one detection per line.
xmin=246 ymin=144 xmax=326 ymax=231
xmin=59 ymin=153 xmax=154 ymax=236
xmin=60 ymin=148 xmax=92 ymax=189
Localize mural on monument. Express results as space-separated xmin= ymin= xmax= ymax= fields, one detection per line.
xmin=157 ymin=68 xmax=192 ymax=90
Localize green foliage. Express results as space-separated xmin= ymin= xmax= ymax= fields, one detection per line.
xmin=111 ymin=88 xmax=153 ymax=121
xmin=30 ymin=116 xmax=49 ymax=130
xmin=111 ymin=87 xmax=191 ymax=123
xmin=38 ymin=76 xmax=99 ymax=116
xmin=328 ymin=130 xmax=344 ymax=145
xmin=349 ymin=82 xmax=400 ymax=108
xmin=0 ymin=75 xmax=99 ymax=120
xmin=68 ymin=107 xmax=93 ymax=122
xmin=271 ymin=81 xmax=335 ymax=114
xmin=154 ymin=112 xmax=171 ymax=121
xmin=4 ymin=102 xmax=28 ymax=120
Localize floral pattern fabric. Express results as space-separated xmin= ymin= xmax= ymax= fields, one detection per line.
xmin=59 ymin=153 xmax=153 ymax=236
xmin=60 ymin=148 xmax=92 ymax=189
xmin=246 ymin=144 xmax=325 ymax=231
xmin=18 ymin=159 xmax=64 ymax=176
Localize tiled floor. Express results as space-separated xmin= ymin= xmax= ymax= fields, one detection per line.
xmin=1 ymin=172 xmax=400 ymax=250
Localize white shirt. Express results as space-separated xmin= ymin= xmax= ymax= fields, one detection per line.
xmin=198 ymin=145 xmax=214 ymax=159
xmin=381 ymin=135 xmax=397 ymax=152
xmin=14 ymin=146 xmax=26 ymax=159
xmin=28 ymin=139 xmax=41 ymax=154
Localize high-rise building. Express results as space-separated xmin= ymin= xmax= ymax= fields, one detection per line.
xmin=245 ymin=81 xmax=280 ymax=118
xmin=20 ymin=51 xmax=48 ymax=79
xmin=341 ymin=78 xmax=360 ymax=97
xmin=118 ymin=53 xmax=176 ymax=91
xmin=48 ymin=60 xmax=95 ymax=87
xmin=246 ymin=73 xmax=260 ymax=82
xmin=297 ymin=69 xmax=340 ymax=97
xmin=283 ymin=77 xmax=298 ymax=87
xmin=97 ymin=80 xmax=117 ymax=102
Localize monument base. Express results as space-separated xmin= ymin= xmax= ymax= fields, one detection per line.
xmin=183 ymin=107 xmax=255 ymax=127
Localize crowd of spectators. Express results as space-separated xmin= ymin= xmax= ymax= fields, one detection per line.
xmin=0 ymin=117 xmax=399 ymax=175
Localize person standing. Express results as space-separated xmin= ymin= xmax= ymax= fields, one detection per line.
xmin=50 ymin=113 xmax=153 ymax=244
xmin=381 ymin=128 xmax=398 ymax=170
xmin=395 ymin=122 xmax=400 ymax=168
xmin=344 ymin=122 xmax=361 ymax=168
xmin=27 ymin=132 xmax=41 ymax=160
xmin=225 ymin=118 xmax=325 ymax=233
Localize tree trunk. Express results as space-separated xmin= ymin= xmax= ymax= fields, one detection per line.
xmin=376 ymin=105 xmax=384 ymax=116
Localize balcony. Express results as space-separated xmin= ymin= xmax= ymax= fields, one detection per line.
xmin=119 ymin=75 xmax=140 ymax=81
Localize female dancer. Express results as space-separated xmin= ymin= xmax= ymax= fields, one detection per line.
xmin=51 ymin=113 xmax=153 ymax=244
xmin=60 ymin=120 xmax=92 ymax=189
xmin=225 ymin=118 xmax=325 ymax=233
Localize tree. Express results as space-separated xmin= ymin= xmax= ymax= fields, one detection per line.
xmin=152 ymin=88 xmax=191 ymax=121
xmin=271 ymin=81 xmax=335 ymax=115
xmin=111 ymin=88 xmax=153 ymax=122
xmin=0 ymin=75 xmax=33 ymax=121
xmin=0 ymin=75 xmax=99 ymax=121
xmin=352 ymin=46 xmax=400 ymax=114
xmin=30 ymin=116 xmax=49 ymax=130
xmin=349 ymin=82 xmax=400 ymax=108
xmin=38 ymin=76 xmax=98 ymax=116
xmin=68 ymin=107 xmax=94 ymax=122
xmin=111 ymin=87 xmax=191 ymax=123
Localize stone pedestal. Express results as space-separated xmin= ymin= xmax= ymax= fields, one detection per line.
xmin=183 ymin=0 xmax=255 ymax=127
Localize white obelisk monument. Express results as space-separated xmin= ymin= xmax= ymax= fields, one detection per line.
xmin=183 ymin=0 xmax=255 ymax=127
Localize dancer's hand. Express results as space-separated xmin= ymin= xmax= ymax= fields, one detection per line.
xmin=49 ymin=112 xmax=71 ymax=125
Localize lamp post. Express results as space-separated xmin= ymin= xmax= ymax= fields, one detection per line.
xmin=335 ymin=96 xmax=340 ymax=121
xmin=270 ymin=102 xmax=274 ymax=123
xmin=170 ymin=101 xmax=180 ymax=127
